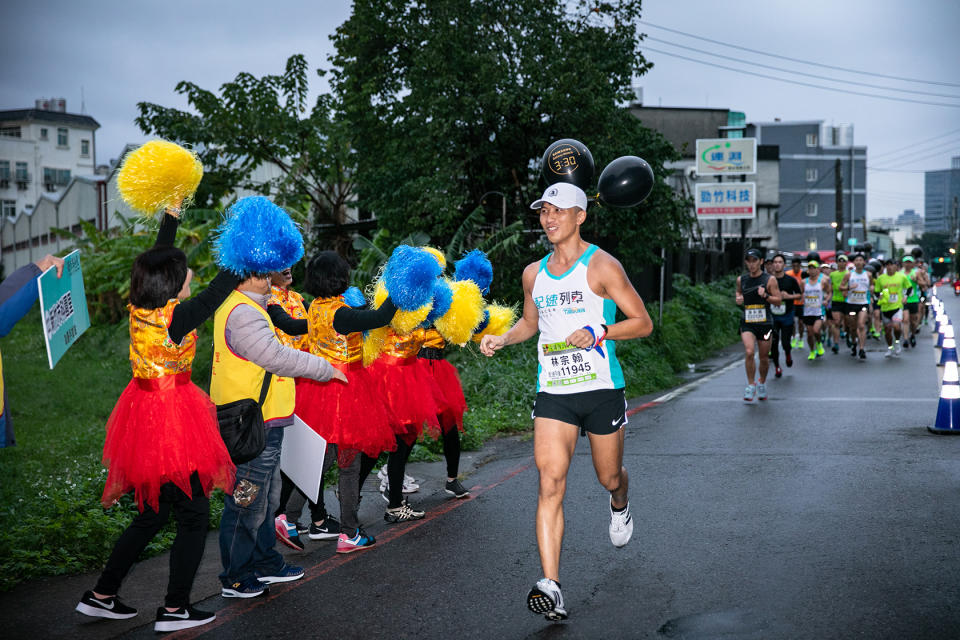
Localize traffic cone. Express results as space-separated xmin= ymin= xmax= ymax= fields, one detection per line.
xmin=929 ymin=361 xmax=960 ymax=434
xmin=938 ymin=334 xmax=957 ymax=367
xmin=937 ymin=321 xmax=949 ymax=348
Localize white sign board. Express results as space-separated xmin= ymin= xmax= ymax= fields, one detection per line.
xmin=280 ymin=414 xmax=327 ymax=504
xmin=695 ymin=182 xmax=756 ymax=220
xmin=696 ymin=138 xmax=757 ymax=176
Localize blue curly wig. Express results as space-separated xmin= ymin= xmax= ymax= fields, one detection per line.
xmin=382 ymin=245 xmax=443 ymax=310
xmin=422 ymin=279 xmax=454 ymax=327
xmin=453 ymin=249 xmax=493 ymax=295
xmin=341 ymin=286 xmax=367 ymax=309
xmin=214 ymin=196 xmax=304 ymax=276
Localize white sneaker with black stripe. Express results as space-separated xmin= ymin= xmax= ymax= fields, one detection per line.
xmin=527 ymin=578 xmax=567 ymax=620
xmin=609 ymin=498 xmax=633 ymax=547
xmin=154 ymin=606 xmax=215 ymax=632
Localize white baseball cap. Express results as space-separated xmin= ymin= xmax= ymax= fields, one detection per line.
xmin=530 ymin=182 xmax=588 ymax=212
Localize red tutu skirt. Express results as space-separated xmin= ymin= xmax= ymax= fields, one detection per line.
xmin=101 ymin=373 xmax=236 ymax=513
xmin=294 ymin=364 xmax=397 ymax=466
xmin=368 ymin=356 xmax=441 ymax=446
xmin=420 ymin=357 xmax=467 ymax=438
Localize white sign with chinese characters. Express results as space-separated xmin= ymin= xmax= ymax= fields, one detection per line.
xmin=695 ymin=182 xmax=756 ymax=220
xmin=695 ymin=138 xmax=757 ymax=176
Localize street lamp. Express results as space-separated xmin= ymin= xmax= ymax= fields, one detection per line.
xmin=480 ymin=191 xmax=507 ymax=229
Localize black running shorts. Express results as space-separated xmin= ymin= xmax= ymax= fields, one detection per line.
xmin=740 ymin=325 xmax=773 ymax=341
xmin=831 ymin=301 xmax=847 ymax=315
xmin=904 ymin=302 xmax=919 ymax=314
xmin=532 ymin=388 xmax=627 ymax=436
xmin=802 ymin=315 xmax=822 ymax=327
xmin=846 ymin=304 xmax=869 ymax=316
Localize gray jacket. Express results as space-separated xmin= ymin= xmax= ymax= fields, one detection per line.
xmin=224 ymin=289 xmax=335 ymax=427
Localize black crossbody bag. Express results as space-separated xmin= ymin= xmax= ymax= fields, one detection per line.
xmin=216 ymin=373 xmax=272 ymax=464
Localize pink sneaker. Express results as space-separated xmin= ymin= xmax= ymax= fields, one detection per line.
xmin=336 ymin=529 xmax=376 ymax=554
xmin=274 ymin=515 xmax=304 ymax=551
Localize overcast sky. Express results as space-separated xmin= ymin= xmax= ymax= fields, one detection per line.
xmin=3 ymin=1 xmax=958 ymax=222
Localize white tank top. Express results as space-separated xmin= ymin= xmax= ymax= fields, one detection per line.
xmin=846 ymin=270 xmax=871 ymax=305
xmin=532 ymin=245 xmax=624 ymax=394
xmin=803 ymin=274 xmax=825 ymax=317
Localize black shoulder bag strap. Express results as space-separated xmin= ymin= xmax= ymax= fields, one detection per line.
xmin=258 ymin=372 xmax=273 ymax=407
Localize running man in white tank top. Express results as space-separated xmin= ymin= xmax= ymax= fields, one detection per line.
xmin=480 ymin=182 xmax=652 ymax=621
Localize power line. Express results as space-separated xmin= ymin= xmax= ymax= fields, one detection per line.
xmin=640 ymin=20 xmax=960 ymax=88
xmin=887 ymin=138 xmax=960 ymax=164
xmin=645 ymin=36 xmax=960 ymax=100
xmin=642 ymin=47 xmax=960 ymax=109
xmin=871 ymin=129 xmax=960 ymax=160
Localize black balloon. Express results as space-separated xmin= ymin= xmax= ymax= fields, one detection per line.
xmin=597 ymin=156 xmax=655 ymax=208
xmin=911 ymin=246 xmax=923 ymax=258
xmin=540 ymin=139 xmax=595 ymax=190
xmin=806 ymin=251 xmax=821 ymax=264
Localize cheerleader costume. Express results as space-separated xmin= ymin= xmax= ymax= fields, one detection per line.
xmin=294 ymin=296 xmax=396 ymax=467
xmin=418 ymin=327 xmax=467 ymax=439
xmin=101 ymin=300 xmax=236 ymax=512
xmin=268 ymin=285 xmax=308 ymax=350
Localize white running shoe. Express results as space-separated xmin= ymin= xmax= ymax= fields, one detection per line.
xmin=885 ymin=347 xmax=893 ymax=358
xmin=609 ymin=497 xmax=633 ymax=547
xmin=377 ymin=470 xmax=420 ymax=494
xmin=743 ymin=384 xmax=756 ymax=402
xmin=527 ymin=578 xmax=567 ymax=620
xmin=756 ymin=383 xmax=767 ymax=401
xmin=895 ymin=341 xmax=902 ymax=356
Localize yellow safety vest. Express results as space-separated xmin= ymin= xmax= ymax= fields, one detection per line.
xmin=210 ymin=290 xmax=295 ymax=422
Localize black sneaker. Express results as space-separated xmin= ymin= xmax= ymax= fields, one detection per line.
xmin=308 ymin=516 xmax=341 ymax=540
xmin=445 ymin=478 xmax=470 ymax=499
xmin=154 ymin=606 xmax=215 ymax=633
xmin=910 ymin=334 xmax=917 ymax=348
xmin=859 ymin=349 xmax=867 ymax=360
xmin=75 ymin=591 xmax=138 ymax=620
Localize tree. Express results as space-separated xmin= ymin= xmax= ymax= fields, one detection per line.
xmin=135 ymin=55 xmax=355 ymax=251
xmin=329 ymin=0 xmax=690 ymax=277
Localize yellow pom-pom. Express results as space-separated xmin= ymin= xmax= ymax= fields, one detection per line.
xmin=421 ymin=246 xmax=447 ymax=270
xmin=391 ymin=304 xmax=432 ymax=335
xmin=363 ymin=326 xmax=390 ymax=367
xmin=372 ymin=280 xmax=389 ymax=308
xmin=473 ymin=304 xmax=518 ymax=342
xmin=435 ymin=280 xmax=484 ymax=346
xmin=117 ymin=140 xmax=203 ymax=216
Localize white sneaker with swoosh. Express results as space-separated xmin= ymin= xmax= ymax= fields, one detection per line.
xmin=609 ymin=497 xmax=633 ymax=547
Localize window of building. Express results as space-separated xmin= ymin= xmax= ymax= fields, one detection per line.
xmin=40 ymin=127 xmax=48 ymax=141
xmin=805 ymin=133 xmax=817 ymax=147
xmin=0 ymin=161 xmax=8 ymax=181
xmin=806 ymin=168 xmax=818 ymax=182
xmin=81 ymin=140 xmax=90 ymax=157
xmin=15 ymin=162 xmax=28 ymax=181
xmin=0 ymin=126 xmax=21 ymax=138
xmin=42 ymin=167 xmax=70 ymax=190
xmin=57 ymin=127 xmax=68 ymax=147
xmin=1 ymin=200 xmax=15 ymax=218
xmin=805 ymin=202 xmax=818 ymax=217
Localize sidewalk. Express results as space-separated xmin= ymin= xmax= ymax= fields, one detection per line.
xmin=0 ymin=343 xmax=742 ymax=639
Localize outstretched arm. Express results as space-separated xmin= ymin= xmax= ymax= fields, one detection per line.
xmin=480 ymin=261 xmax=540 ymax=356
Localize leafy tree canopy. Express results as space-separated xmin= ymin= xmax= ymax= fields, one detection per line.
xmin=330 ymin=0 xmax=690 ymax=273
xmin=135 ymin=55 xmax=354 ymax=251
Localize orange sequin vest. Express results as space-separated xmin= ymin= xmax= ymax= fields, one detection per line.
xmin=421 ymin=327 xmax=446 ymax=350
xmin=268 ymin=285 xmax=308 ymax=350
xmin=308 ymin=297 xmax=363 ymax=366
xmin=380 ymin=327 xmax=426 ymax=363
xmin=128 ymin=300 xmax=196 ymax=379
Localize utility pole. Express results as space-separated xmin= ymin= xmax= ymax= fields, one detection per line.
xmin=834 ymin=158 xmax=844 ymax=253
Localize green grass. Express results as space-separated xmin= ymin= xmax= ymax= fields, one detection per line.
xmin=0 ymin=275 xmax=739 ymax=589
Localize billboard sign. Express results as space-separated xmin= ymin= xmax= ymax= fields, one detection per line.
xmin=696 ymin=138 xmax=757 ymax=176
xmin=695 ymin=182 xmax=756 ymax=220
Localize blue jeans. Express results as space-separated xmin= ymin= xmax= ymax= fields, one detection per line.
xmin=219 ymin=427 xmax=286 ymax=586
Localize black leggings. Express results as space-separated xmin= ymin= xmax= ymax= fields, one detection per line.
xmin=387 ymin=436 xmax=414 ymax=508
xmin=443 ymin=427 xmax=461 ymax=479
xmin=770 ymin=320 xmax=793 ymax=367
xmin=95 ymin=474 xmax=208 ymax=609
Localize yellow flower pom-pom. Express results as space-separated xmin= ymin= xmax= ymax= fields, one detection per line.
xmin=435 ymin=280 xmax=484 ymax=346
xmin=391 ymin=304 xmax=432 ymax=335
xmin=421 ymin=246 xmax=447 ymax=270
xmin=117 ymin=140 xmax=203 ymax=216
xmin=363 ymin=326 xmax=390 ymax=367
xmin=472 ymin=304 xmax=517 ymax=342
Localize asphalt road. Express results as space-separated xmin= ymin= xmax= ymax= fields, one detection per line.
xmin=6 ymin=291 xmax=960 ymax=639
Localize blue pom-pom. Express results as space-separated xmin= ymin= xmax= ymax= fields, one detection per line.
xmin=214 ymin=196 xmax=304 ymax=275
xmin=475 ymin=309 xmax=491 ymax=332
xmin=423 ymin=279 xmax=453 ymax=326
xmin=453 ymin=249 xmax=493 ymax=295
xmin=342 ymin=286 xmax=367 ymax=308
xmin=382 ymin=245 xmax=442 ymax=310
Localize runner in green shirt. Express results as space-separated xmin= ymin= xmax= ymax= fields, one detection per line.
xmin=828 ymin=254 xmax=848 ymax=353
xmin=874 ymin=258 xmax=911 ymax=357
